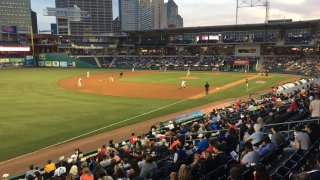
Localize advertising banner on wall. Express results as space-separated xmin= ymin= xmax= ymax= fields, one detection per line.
xmin=175 ymin=111 xmax=203 ymax=124
xmin=38 ymin=61 xmax=45 ymax=66
xmin=45 ymin=61 xmax=52 ymax=67
xmin=1 ymin=25 xmax=17 ymax=33
xmin=60 ymin=61 xmax=68 ymax=67
xmin=0 ymin=59 xmax=9 ymax=62
xmin=234 ymin=60 xmax=250 ymax=65
xmin=67 ymin=61 xmax=76 ymax=67
xmin=39 ymin=54 xmax=46 ymax=61
xmin=52 ymin=61 xmax=60 ymax=67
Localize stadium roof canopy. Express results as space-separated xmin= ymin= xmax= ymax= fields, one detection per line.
xmin=125 ymin=19 xmax=320 ymax=36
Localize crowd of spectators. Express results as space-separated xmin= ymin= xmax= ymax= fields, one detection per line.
xmin=5 ymin=76 xmax=319 ymax=180
xmin=262 ymin=56 xmax=320 ymax=77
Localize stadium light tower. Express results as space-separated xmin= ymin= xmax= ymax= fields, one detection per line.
xmin=236 ymin=0 xmax=270 ymax=24
xmin=43 ymin=5 xmax=90 ymax=35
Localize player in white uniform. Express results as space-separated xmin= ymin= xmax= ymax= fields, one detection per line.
xmin=109 ymin=74 xmax=114 ymax=82
xmin=246 ymin=78 xmax=249 ymax=89
xmin=186 ymin=68 xmax=190 ymax=77
xmin=180 ymin=80 xmax=186 ymax=90
xmin=77 ymin=77 xmax=82 ymax=87
xmin=87 ymin=71 xmax=90 ymax=78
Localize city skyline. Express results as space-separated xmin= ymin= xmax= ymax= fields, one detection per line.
xmin=31 ymin=0 xmax=320 ymax=31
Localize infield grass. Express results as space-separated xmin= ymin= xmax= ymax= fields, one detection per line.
xmin=0 ymin=68 xmax=291 ymax=161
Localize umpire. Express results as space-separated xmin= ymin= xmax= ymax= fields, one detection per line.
xmin=205 ymin=81 xmax=210 ymax=94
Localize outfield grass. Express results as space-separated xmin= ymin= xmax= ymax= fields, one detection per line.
xmin=0 ymin=68 xmax=291 ymax=160
xmin=120 ymin=71 xmax=247 ymax=86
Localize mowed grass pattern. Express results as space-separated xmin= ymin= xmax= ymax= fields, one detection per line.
xmin=0 ymin=68 xmax=290 ymax=160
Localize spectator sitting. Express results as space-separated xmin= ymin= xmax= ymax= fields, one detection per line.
xmin=173 ymin=144 xmax=187 ymax=163
xmin=130 ymin=132 xmax=138 ymax=144
xmin=25 ymin=164 xmax=37 ymax=179
xmin=212 ymin=143 xmax=228 ymax=169
xmin=270 ymin=126 xmax=285 ymax=147
xmin=253 ymin=164 xmax=271 ymax=180
xmin=199 ymin=150 xmax=215 ymax=174
xmin=53 ymin=162 xmax=66 ymax=177
xmin=245 ymin=124 xmax=264 ymax=147
xmin=81 ymin=167 xmax=94 ymax=180
xmin=293 ymin=125 xmax=311 ymax=151
xmin=195 ymin=133 xmax=209 ymax=153
xmin=258 ymin=136 xmax=276 ymax=156
xmin=178 ymin=164 xmax=193 ymax=180
xmin=140 ymin=154 xmax=157 ymax=178
xmin=305 ymin=122 xmax=320 ymax=144
xmin=188 ymin=154 xmax=201 ymax=179
xmin=169 ymin=137 xmax=181 ymax=151
xmin=156 ymin=139 xmax=169 ymax=156
xmin=44 ymin=160 xmax=56 ymax=178
xmin=240 ymin=142 xmax=260 ymax=167
xmin=229 ymin=166 xmax=241 ymax=180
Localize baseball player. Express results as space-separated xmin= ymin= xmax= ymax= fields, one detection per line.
xmin=205 ymin=81 xmax=210 ymax=94
xmin=109 ymin=74 xmax=114 ymax=82
xmin=246 ymin=78 xmax=249 ymax=89
xmin=180 ymin=79 xmax=186 ymax=90
xmin=120 ymin=72 xmax=123 ymax=78
xmin=87 ymin=71 xmax=90 ymax=78
xmin=77 ymin=77 xmax=82 ymax=87
xmin=186 ymin=68 xmax=190 ymax=77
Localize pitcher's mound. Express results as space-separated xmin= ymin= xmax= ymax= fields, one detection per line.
xmin=180 ymin=77 xmax=200 ymax=80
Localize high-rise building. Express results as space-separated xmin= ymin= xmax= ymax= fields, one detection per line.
xmin=140 ymin=1 xmax=152 ymax=30
xmin=167 ymin=0 xmax=177 ymax=28
xmin=176 ymin=14 xmax=183 ymax=28
xmin=119 ymin=0 xmax=140 ymax=31
xmin=31 ymin=11 xmax=38 ymax=34
xmin=112 ymin=17 xmax=121 ymax=33
xmin=55 ymin=0 xmax=113 ymax=35
xmin=151 ymin=0 xmax=167 ymax=29
xmin=0 ymin=0 xmax=32 ymax=33
xmin=166 ymin=0 xmax=183 ymax=28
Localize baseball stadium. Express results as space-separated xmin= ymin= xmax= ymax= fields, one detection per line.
xmin=1 ymin=2 xmax=320 ymax=180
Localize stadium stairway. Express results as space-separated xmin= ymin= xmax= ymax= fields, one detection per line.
xmin=94 ymin=56 xmax=102 ymax=68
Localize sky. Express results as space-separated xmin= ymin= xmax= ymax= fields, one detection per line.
xmin=31 ymin=0 xmax=320 ymax=31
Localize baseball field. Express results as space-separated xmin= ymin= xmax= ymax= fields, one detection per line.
xmin=0 ymin=68 xmax=297 ymax=164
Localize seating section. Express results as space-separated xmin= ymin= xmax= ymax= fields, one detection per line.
xmin=77 ymin=57 xmax=98 ymax=66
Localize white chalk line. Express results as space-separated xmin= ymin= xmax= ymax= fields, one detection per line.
xmin=0 ymin=91 xmax=202 ymax=165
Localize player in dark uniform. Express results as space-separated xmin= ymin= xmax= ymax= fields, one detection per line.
xmin=120 ymin=72 xmax=123 ymax=78
xmin=205 ymin=82 xmax=210 ymax=95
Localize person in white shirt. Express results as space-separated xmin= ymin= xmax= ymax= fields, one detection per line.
xmin=77 ymin=77 xmax=82 ymax=87
xmin=180 ymin=80 xmax=186 ymax=90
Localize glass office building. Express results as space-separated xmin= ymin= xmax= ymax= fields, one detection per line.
xmin=0 ymin=0 xmax=32 ymax=33
xmin=55 ymin=0 xmax=113 ymax=35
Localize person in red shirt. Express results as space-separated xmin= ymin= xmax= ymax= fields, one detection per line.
xmin=288 ymin=98 xmax=299 ymax=112
xmin=130 ymin=132 xmax=138 ymax=144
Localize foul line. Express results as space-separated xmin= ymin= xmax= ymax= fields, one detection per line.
xmin=0 ymin=91 xmax=202 ymax=165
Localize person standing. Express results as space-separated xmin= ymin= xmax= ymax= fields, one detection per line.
xmin=120 ymin=72 xmax=123 ymax=78
xmin=186 ymin=68 xmax=190 ymax=77
xmin=180 ymin=79 xmax=186 ymax=90
xmin=109 ymin=74 xmax=114 ymax=82
xmin=132 ymin=65 xmax=135 ymax=72
xmin=205 ymin=82 xmax=210 ymax=95
xmin=310 ymin=94 xmax=320 ymax=118
xmin=246 ymin=78 xmax=249 ymax=89
xmin=86 ymin=71 xmax=90 ymax=78
xmin=77 ymin=77 xmax=82 ymax=87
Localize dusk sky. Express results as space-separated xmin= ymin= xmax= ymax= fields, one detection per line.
xmin=31 ymin=0 xmax=320 ymax=31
